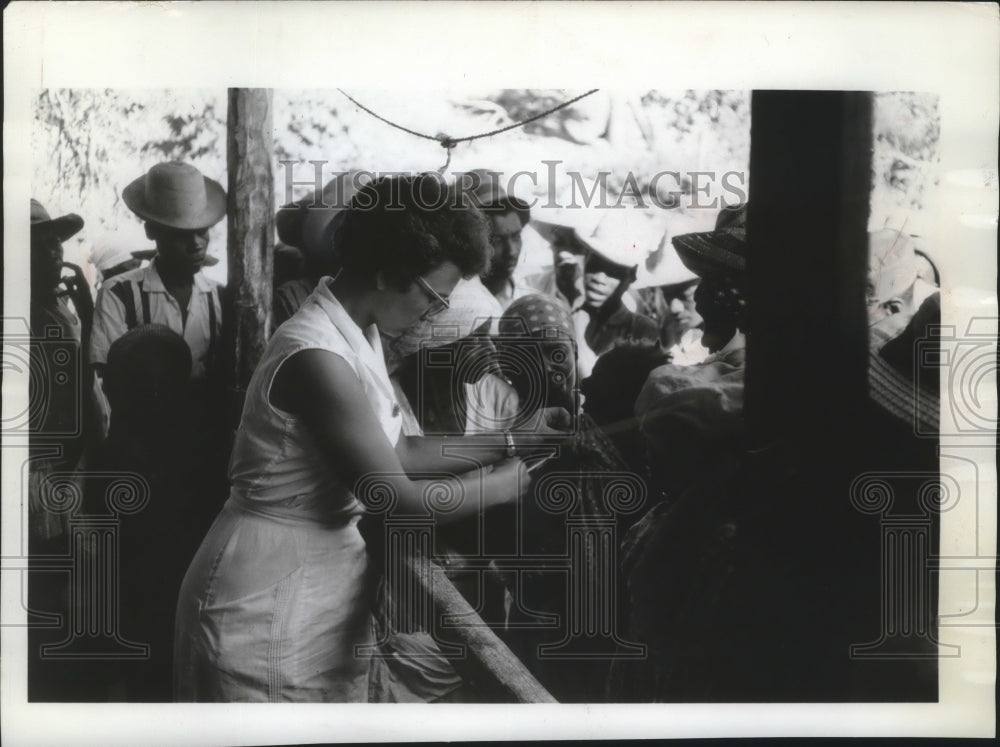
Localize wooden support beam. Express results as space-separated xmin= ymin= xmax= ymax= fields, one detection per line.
xmin=225 ymin=88 xmax=274 ymax=403
xmin=745 ymin=90 xmax=872 ymax=449
xmin=407 ymin=557 xmax=558 ymax=703
xmin=736 ymin=91 xmax=882 ymax=698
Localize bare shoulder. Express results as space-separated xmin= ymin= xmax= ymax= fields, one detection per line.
xmin=270 ymin=346 xmax=362 ymax=414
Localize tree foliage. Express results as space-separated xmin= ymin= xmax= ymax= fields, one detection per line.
xmin=33 ymin=89 xmax=226 ymax=280
xmin=33 ymin=88 xmax=938 ymax=281
xmin=872 ymin=91 xmax=940 ymax=216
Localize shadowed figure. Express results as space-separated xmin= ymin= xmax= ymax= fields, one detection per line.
xmin=488 ymin=294 xmax=634 ymax=702
xmin=86 ymin=324 xmax=224 ymax=701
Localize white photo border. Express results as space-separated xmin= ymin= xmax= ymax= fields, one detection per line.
xmin=3 ymin=1 xmax=997 ymax=742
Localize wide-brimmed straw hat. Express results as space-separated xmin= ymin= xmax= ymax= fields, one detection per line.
xmin=123 ymin=161 xmax=226 ymax=230
xmin=534 ymin=208 xmax=700 ymax=289
xmin=867 ymin=292 xmax=940 ymax=434
xmin=532 ymin=208 xmax=644 ymax=276
xmin=671 ymin=203 xmax=748 ymax=278
xmin=30 ymin=199 xmax=84 ymax=240
xmin=867 ymin=227 xmax=922 ymax=302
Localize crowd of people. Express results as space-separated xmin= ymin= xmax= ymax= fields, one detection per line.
xmin=28 ymin=159 xmax=941 ymax=703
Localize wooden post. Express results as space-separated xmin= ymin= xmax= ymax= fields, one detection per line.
xmin=225 ymin=88 xmax=274 ymax=408
xmin=745 ymin=90 xmax=872 ymax=449
xmin=738 ymin=91 xmax=878 ymax=697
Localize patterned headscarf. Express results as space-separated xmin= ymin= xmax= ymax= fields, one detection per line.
xmin=498 ymin=293 xmax=575 ymax=340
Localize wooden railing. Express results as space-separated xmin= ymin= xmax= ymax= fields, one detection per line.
xmin=404 ymin=555 xmax=557 ymax=703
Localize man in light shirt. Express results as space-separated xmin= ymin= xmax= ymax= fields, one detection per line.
xmin=90 ymin=161 xmax=226 ymax=389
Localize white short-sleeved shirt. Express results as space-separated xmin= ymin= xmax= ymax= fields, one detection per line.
xmin=89 ymin=261 xmax=222 ymax=381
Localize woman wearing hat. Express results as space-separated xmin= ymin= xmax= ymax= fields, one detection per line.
xmin=174 ymin=174 xmax=545 ymax=702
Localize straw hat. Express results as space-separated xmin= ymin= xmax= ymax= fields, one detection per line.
xmin=671 ymin=203 xmax=748 ymax=278
xmin=123 ymin=162 xmax=226 ymax=230
xmin=531 ymin=209 xmax=647 ymax=272
xmin=867 ymin=292 xmax=940 ymax=434
xmin=534 ymin=208 xmax=700 ymax=290
xmin=867 ymin=227 xmax=921 ymax=303
xmin=585 ymin=209 xmax=664 ymax=270
xmin=30 ymin=199 xmax=84 ymax=240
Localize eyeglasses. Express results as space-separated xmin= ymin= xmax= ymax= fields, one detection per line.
xmin=414 ymin=276 xmax=450 ymax=319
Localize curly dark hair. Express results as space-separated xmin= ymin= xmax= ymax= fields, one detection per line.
xmin=333 ymin=173 xmax=491 ymax=291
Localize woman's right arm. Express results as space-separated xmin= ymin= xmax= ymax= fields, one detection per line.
xmin=272 ymin=348 xmax=527 ymax=523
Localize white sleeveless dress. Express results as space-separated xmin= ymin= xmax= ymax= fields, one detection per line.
xmin=174 ymin=278 xmax=461 ymax=702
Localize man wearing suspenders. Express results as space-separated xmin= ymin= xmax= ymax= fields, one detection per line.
xmin=90 ymin=162 xmax=226 ymax=394
xmin=86 ymin=164 xmax=230 ymax=697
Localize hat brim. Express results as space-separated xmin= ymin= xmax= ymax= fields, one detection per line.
xmin=530 ymin=219 xmax=578 ymax=248
xmin=631 ymin=245 xmax=700 ymax=290
xmin=530 ymin=219 xmax=637 ymax=274
xmin=868 ymin=348 xmax=939 ymax=434
xmin=671 ymin=230 xmax=747 ymax=278
xmin=123 ymin=174 xmax=227 ymax=230
xmin=31 ymin=213 xmax=85 ymax=241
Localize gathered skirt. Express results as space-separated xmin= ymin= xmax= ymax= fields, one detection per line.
xmin=173 ymin=498 xmax=462 ymax=702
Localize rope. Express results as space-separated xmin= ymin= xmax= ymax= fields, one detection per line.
xmin=336 ymin=88 xmax=601 ymax=170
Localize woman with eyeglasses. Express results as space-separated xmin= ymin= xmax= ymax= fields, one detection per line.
xmin=174 ymin=174 xmax=548 ymax=703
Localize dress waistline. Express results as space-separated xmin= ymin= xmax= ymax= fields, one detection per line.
xmin=226 ymin=489 xmax=360 ymax=528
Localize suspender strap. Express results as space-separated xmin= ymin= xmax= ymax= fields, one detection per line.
xmin=109 ymin=281 xmax=138 ymax=330
xmin=138 ymin=281 xmax=151 ymax=325
xmin=207 ymin=286 xmax=218 ymax=352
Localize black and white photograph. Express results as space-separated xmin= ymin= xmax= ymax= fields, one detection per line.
xmin=3 ymin=1 xmax=996 ymax=742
